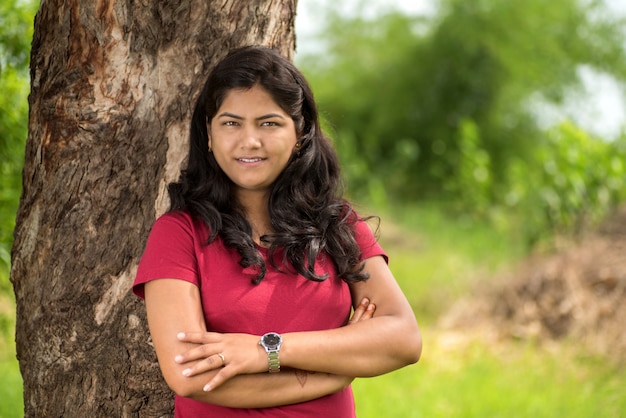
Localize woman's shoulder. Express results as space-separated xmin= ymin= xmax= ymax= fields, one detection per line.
xmin=352 ymin=215 xmax=378 ymax=239
xmin=156 ymin=209 xmax=192 ymax=223
xmin=349 ymin=211 xmax=388 ymax=262
xmin=152 ymin=209 xmax=210 ymax=238
xmin=153 ymin=209 xmax=192 ymax=229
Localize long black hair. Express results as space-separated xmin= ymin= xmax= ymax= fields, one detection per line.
xmin=168 ymin=45 xmax=369 ymax=284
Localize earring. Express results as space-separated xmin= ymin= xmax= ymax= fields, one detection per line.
xmin=294 ymin=142 xmax=301 ymax=156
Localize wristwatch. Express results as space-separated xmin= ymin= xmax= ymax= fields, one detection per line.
xmin=259 ymin=332 xmax=283 ymax=373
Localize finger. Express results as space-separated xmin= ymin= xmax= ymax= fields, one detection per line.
xmin=177 ymin=331 xmax=220 ymax=344
xmin=182 ymin=353 xmax=226 ymax=377
xmin=348 ymin=298 xmax=370 ymax=324
xmin=361 ymin=303 xmax=376 ymax=320
xmin=175 ymin=343 xmax=220 ymax=364
xmin=203 ymin=367 xmax=236 ymax=392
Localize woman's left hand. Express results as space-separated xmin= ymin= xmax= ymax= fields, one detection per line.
xmin=175 ymin=332 xmax=267 ymax=391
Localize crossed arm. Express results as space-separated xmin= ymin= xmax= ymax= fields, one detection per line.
xmin=144 ymin=255 xmax=421 ymax=408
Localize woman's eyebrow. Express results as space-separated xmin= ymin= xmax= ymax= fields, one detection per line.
xmin=257 ymin=113 xmax=286 ymax=120
xmin=217 ymin=112 xmax=243 ymax=119
xmin=216 ymin=112 xmax=286 ymax=120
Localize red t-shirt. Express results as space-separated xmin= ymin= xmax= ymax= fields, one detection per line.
xmin=133 ymin=210 xmax=387 ymax=417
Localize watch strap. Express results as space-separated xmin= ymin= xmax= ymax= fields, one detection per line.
xmin=267 ymin=350 xmax=280 ymax=373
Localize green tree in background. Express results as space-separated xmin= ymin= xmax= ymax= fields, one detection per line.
xmin=299 ymin=0 xmax=626 ymax=244
xmin=300 ymin=0 xmax=626 ymax=193
xmin=0 ymin=0 xmax=37 ymax=292
xmin=507 ymin=123 xmax=626 ymax=244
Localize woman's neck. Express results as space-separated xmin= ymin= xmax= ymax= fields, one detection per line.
xmin=236 ymin=190 xmax=273 ymax=245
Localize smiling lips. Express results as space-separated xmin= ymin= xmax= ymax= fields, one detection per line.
xmin=238 ymin=157 xmax=265 ymax=163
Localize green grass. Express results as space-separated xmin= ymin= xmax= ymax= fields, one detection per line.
xmin=0 ymin=202 xmax=624 ymax=417
xmin=0 ymin=293 xmax=22 ymax=418
xmin=374 ymin=201 xmax=524 ymax=322
xmin=0 ymin=357 xmax=22 ymax=418
xmin=354 ymin=331 xmax=626 ymax=417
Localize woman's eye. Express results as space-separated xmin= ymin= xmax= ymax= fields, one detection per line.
xmin=224 ymin=121 xmax=238 ymax=126
xmin=262 ymin=121 xmax=279 ymax=127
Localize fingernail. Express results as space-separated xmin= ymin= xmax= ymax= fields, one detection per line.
xmin=175 ymin=355 xmax=183 ymax=363
xmin=177 ymin=332 xmax=185 ymax=339
xmin=203 ymin=384 xmax=212 ymax=392
xmin=182 ymin=368 xmax=191 ymax=376
xmin=368 ymin=304 xmax=376 ymax=311
xmin=361 ymin=298 xmax=369 ymax=305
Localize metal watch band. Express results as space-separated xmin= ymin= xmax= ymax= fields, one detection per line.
xmin=268 ymin=350 xmax=280 ymax=373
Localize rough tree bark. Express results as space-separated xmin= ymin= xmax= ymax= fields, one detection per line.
xmin=10 ymin=0 xmax=296 ymax=416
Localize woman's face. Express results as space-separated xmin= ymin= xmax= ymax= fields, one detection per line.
xmin=209 ymin=84 xmax=298 ymax=200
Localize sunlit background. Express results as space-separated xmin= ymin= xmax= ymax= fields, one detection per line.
xmin=1 ymin=0 xmax=625 ymax=416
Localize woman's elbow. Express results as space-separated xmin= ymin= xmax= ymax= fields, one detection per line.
xmin=400 ymin=321 xmax=422 ymax=365
xmin=171 ymin=384 xmax=196 ymax=399
xmin=161 ymin=369 xmax=197 ymax=399
xmin=406 ymin=330 xmax=422 ymax=364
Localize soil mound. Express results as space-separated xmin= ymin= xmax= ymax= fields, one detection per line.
xmin=441 ymin=206 xmax=626 ymax=364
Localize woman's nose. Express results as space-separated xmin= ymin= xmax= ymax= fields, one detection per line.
xmin=240 ymin=125 xmax=262 ymax=148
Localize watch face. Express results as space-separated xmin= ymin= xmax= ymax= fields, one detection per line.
xmin=263 ymin=333 xmax=281 ymax=348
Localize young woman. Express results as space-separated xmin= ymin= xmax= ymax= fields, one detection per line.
xmin=133 ymin=45 xmax=421 ymax=417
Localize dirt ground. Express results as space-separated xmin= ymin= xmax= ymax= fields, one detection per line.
xmin=440 ymin=206 xmax=626 ymax=366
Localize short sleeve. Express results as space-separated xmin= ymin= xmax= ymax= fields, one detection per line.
xmin=132 ymin=212 xmax=202 ymax=299
xmin=354 ymin=218 xmax=388 ymax=264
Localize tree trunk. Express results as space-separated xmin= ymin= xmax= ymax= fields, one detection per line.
xmin=10 ymin=0 xmax=296 ymax=416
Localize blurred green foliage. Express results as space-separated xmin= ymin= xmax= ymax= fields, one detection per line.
xmin=507 ymin=122 xmax=626 ymax=242
xmin=299 ymin=0 xmax=626 ymax=246
xmin=0 ymin=0 xmax=37 ymax=295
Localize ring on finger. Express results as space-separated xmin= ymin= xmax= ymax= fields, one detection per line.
xmin=217 ymin=353 xmax=225 ymax=366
